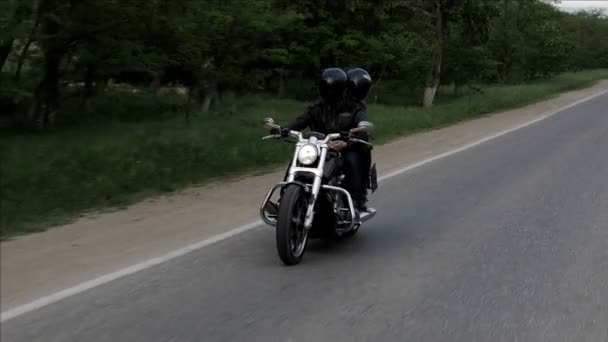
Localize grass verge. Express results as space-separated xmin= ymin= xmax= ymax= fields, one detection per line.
xmin=1 ymin=70 xmax=607 ymax=238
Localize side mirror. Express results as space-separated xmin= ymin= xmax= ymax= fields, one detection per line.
xmin=263 ymin=117 xmax=276 ymax=129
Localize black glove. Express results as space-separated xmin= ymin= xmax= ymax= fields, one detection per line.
xmin=354 ymin=131 xmax=371 ymax=141
xmin=271 ymin=127 xmax=291 ymax=137
xmin=340 ymin=131 xmax=352 ymax=139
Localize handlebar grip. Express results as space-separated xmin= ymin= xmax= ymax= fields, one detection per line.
xmin=351 ymin=138 xmax=373 ymax=147
xmin=266 ymin=123 xmax=281 ymax=130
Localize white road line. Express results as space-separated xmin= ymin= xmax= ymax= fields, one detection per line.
xmin=2 ymin=88 xmax=606 ymax=323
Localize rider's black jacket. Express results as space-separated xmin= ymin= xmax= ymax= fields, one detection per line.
xmin=286 ymin=97 xmax=369 ymax=136
xmin=284 ymin=97 xmax=372 ymax=202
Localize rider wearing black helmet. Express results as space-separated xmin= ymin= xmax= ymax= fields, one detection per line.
xmin=279 ymin=68 xmax=352 ymax=134
xmin=275 ymin=67 xmax=373 ymax=212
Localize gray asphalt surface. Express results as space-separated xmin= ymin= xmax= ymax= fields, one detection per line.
xmin=2 ymin=94 xmax=608 ymax=342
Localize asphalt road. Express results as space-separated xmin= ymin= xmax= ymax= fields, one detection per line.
xmin=2 ymin=94 xmax=608 ymax=342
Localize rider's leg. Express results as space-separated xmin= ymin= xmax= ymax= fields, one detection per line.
xmin=342 ymin=145 xmax=371 ymax=211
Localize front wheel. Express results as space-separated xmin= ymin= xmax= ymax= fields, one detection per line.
xmin=276 ymin=185 xmax=310 ymax=265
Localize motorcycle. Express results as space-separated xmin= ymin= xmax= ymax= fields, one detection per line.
xmin=260 ymin=118 xmax=378 ymax=265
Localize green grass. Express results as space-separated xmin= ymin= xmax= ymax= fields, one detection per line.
xmin=1 ymin=69 xmax=607 ymax=238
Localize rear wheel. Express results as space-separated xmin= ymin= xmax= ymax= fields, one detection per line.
xmin=276 ymin=185 xmax=309 ymax=265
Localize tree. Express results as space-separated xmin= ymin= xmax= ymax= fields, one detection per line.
xmin=3 ymin=0 xmax=608 ymax=126
xmin=0 ymin=0 xmax=36 ymax=73
xmin=442 ymin=0 xmax=499 ymax=88
xmin=388 ymin=0 xmax=466 ymax=107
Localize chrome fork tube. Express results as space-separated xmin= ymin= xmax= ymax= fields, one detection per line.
xmin=303 ymin=147 xmax=327 ymax=229
xmin=286 ymin=145 xmax=302 ymax=182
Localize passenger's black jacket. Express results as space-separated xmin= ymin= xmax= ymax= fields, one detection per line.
xmin=286 ymin=97 xmax=369 ymax=135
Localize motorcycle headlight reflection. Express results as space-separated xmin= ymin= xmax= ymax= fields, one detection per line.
xmin=297 ymin=144 xmax=319 ymax=165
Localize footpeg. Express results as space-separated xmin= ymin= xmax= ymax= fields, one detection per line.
xmin=358 ymin=208 xmax=377 ymax=223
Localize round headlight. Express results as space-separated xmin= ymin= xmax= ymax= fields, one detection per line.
xmin=297 ymin=144 xmax=318 ymax=165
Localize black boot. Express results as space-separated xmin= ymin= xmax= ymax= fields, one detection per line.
xmin=354 ymin=197 xmax=368 ymax=213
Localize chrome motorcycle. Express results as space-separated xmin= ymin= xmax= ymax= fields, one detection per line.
xmin=260 ymin=118 xmax=378 ymax=265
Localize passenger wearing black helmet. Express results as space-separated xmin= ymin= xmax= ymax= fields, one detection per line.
xmin=345 ymin=68 xmax=372 ymax=103
xmin=273 ymin=67 xmax=373 ymax=212
xmin=341 ymin=67 xmax=373 ymax=211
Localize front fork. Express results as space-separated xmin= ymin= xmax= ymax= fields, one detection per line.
xmin=302 ymin=176 xmax=322 ymax=229
xmin=295 ymin=147 xmax=327 ymax=230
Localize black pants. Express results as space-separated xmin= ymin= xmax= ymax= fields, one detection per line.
xmin=283 ymin=145 xmax=371 ymax=202
xmin=342 ymin=145 xmax=371 ymax=202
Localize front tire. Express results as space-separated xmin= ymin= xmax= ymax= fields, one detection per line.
xmin=276 ymin=185 xmax=309 ymax=265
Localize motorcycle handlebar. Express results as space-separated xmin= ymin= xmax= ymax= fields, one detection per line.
xmin=262 ymin=131 xmax=370 ymax=147
xmin=262 ymin=118 xmax=371 ymax=146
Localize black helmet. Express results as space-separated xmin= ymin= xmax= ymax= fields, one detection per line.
xmin=346 ymin=68 xmax=372 ymax=100
xmin=319 ymin=68 xmax=347 ymax=103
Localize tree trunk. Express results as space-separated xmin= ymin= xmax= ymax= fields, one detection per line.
xmin=373 ymin=67 xmax=387 ymax=104
xmin=27 ymin=0 xmax=68 ymax=129
xmin=201 ymin=95 xmax=212 ymax=113
xmin=215 ymin=84 xmax=224 ymax=105
xmin=29 ymin=53 xmax=61 ymax=129
xmin=185 ymin=86 xmax=194 ymax=120
xmin=0 ymin=39 xmax=14 ymax=72
xmin=14 ymin=8 xmax=41 ymax=81
xmin=2 ymin=0 xmax=37 ymax=73
xmin=81 ymin=64 xmax=95 ymax=112
xmin=200 ymin=84 xmax=218 ymax=113
xmin=423 ymin=0 xmax=445 ymax=108
xmin=14 ymin=38 xmax=33 ymax=81
xmin=422 ymin=85 xmax=438 ymax=107
xmin=95 ymin=77 xmax=109 ymax=95
xmin=201 ymin=92 xmax=216 ymax=113
xmin=277 ymin=68 xmax=286 ymax=98
xmin=149 ymin=72 xmax=162 ymax=94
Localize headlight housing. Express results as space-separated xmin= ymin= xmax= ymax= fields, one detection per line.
xmin=297 ymin=144 xmax=318 ymax=165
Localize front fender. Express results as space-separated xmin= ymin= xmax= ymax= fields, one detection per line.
xmin=280 ymin=181 xmax=310 ymax=193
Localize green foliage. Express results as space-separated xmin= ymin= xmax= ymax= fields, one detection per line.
xmin=485 ymin=0 xmax=578 ymax=82
xmin=559 ymin=10 xmax=608 ymax=71
xmin=2 ymin=0 xmax=608 ymax=116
